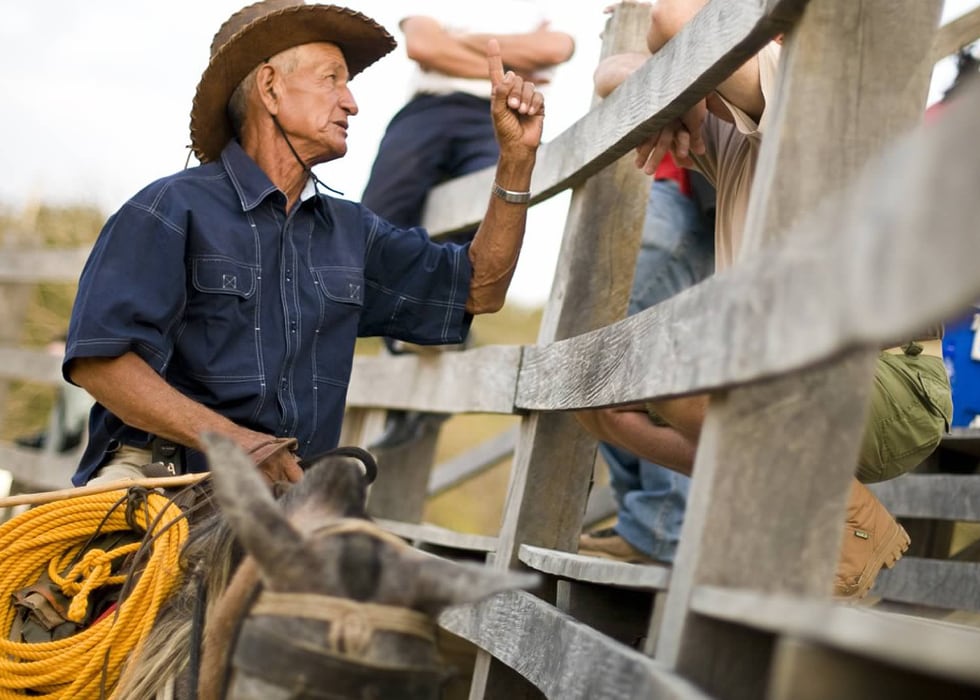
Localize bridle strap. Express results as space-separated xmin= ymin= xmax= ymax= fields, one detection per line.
xmin=196 ymin=517 xmax=426 ymax=700
xmin=252 ymin=591 xmax=437 ymax=656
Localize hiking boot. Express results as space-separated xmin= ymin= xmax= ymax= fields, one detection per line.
xmin=578 ymin=527 xmax=665 ymax=565
xmin=834 ymin=480 xmax=910 ymax=600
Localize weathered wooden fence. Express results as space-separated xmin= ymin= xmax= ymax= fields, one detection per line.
xmin=2 ymin=0 xmax=980 ymax=697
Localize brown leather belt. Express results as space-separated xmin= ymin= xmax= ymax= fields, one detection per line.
xmin=882 ymin=338 xmax=943 ymax=358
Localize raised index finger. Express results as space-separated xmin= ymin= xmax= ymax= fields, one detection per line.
xmin=486 ymin=38 xmax=505 ymax=87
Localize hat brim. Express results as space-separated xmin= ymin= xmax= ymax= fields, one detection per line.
xmin=190 ymin=4 xmax=395 ymax=163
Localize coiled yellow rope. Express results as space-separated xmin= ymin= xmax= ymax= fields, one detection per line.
xmin=0 ymin=489 xmax=188 ymax=699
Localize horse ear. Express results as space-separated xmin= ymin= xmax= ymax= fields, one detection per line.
xmin=286 ymin=453 xmax=370 ymax=531
xmin=199 ymin=432 xmax=318 ymax=589
xmin=403 ymin=554 xmax=540 ymax=615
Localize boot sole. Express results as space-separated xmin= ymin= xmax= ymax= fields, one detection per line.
xmin=836 ymin=523 xmax=911 ymax=601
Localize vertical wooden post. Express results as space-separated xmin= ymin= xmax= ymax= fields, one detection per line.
xmin=468 ymin=5 xmax=654 ymax=698
xmin=654 ymin=1 xmax=943 ymax=697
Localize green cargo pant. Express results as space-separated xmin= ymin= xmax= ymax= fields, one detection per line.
xmin=857 ymin=351 xmax=951 ymax=483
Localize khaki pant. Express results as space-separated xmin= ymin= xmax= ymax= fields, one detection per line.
xmin=87 ymin=445 xmax=153 ymax=485
xmin=857 ymin=352 xmax=951 ymax=483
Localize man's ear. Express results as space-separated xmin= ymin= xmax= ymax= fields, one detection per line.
xmin=256 ymin=63 xmax=279 ymax=115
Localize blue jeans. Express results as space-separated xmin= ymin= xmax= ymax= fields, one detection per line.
xmin=603 ymin=179 xmax=714 ymax=562
xmin=361 ymin=92 xmax=498 ymax=237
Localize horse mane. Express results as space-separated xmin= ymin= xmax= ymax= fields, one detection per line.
xmin=116 ymin=489 xmax=242 ymax=699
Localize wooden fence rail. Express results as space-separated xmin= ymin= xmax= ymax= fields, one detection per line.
xmin=2 ymin=1 xmax=980 ymax=698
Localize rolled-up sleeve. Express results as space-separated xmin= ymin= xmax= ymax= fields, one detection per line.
xmin=358 ymin=208 xmax=473 ymax=344
xmin=64 ymin=191 xmax=187 ymax=382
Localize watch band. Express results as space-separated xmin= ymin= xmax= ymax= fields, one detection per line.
xmin=492 ymin=182 xmax=532 ymax=204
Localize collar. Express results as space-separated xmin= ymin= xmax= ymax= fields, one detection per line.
xmin=299 ymin=175 xmax=318 ymax=203
xmin=220 ymin=140 xmax=283 ymax=212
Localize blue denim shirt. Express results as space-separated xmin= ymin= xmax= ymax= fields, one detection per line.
xmin=65 ymin=141 xmax=472 ymax=485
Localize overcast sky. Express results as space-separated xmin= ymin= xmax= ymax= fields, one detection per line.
xmin=0 ymin=0 xmax=976 ymax=305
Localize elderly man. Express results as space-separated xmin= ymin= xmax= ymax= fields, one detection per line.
xmin=64 ymin=0 xmax=544 ymax=486
xmin=577 ymin=0 xmax=951 ymax=600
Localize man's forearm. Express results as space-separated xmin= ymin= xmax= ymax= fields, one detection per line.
xmin=69 ymin=352 xmax=266 ymax=453
xmin=458 ymin=30 xmax=574 ymax=74
xmin=646 ymin=0 xmax=708 ymax=54
xmin=576 ymin=406 xmax=697 ymax=475
xmin=466 ymin=154 xmax=536 ymax=314
xmin=593 ymin=52 xmax=649 ymax=99
xmin=402 ymin=16 xmax=492 ymax=79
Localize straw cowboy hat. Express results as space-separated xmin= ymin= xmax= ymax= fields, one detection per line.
xmin=190 ymin=0 xmax=396 ymax=163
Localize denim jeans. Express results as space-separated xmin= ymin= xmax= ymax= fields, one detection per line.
xmin=603 ymin=179 xmax=714 ymax=562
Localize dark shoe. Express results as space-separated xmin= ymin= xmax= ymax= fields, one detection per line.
xmin=14 ymin=432 xmax=46 ymax=450
xmin=578 ymin=527 xmax=666 ymax=565
xmin=14 ymin=430 xmax=82 ymax=453
xmin=834 ymin=480 xmax=910 ymax=600
xmin=369 ymin=411 xmax=447 ymax=450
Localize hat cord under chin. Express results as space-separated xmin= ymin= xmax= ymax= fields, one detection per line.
xmin=272 ymin=115 xmax=344 ymax=198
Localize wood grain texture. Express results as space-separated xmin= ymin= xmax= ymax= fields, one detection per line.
xmin=655 ymin=2 xmax=946 ymax=696
xmin=870 ymin=475 xmax=980 ymax=522
xmin=519 ymin=544 xmax=671 ymax=590
xmin=346 ymin=345 xmax=521 ymax=414
xmin=871 ymin=558 xmax=980 ymax=612
xmin=517 ymin=60 xmax=980 ymax=412
xmin=468 ymin=7 xmax=667 ymax=696
xmin=440 ymin=590 xmax=712 ymax=700
xmin=690 ymin=585 xmax=980 ymax=687
xmin=421 ymin=0 xmax=811 ymax=236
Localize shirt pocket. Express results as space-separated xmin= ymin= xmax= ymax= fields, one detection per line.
xmin=312 ymin=267 xmax=364 ymax=385
xmin=192 ymin=256 xmax=257 ymax=298
xmin=178 ymin=256 xmax=261 ymax=383
xmin=314 ymin=267 xmax=364 ymax=306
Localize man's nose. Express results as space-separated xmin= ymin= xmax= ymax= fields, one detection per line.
xmin=342 ymin=87 xmax=358 ymax=115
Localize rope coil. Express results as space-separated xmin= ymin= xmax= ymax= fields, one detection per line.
xmin=0 ymin=489 xmax=189 ymax=699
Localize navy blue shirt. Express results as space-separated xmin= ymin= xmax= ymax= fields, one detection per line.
xmin=65 ymin=141 xmax=472 ymax=485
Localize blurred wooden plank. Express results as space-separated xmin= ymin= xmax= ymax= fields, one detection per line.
xmin=872 ymin=558 xmax=980 ymax=612
xmin=0 ymin=247 xmax=89 ymax=284
xmin=583 ymin=483 xmax=617 ymax=529
xmin=347 ymin=345 xmax=521 ymax=414
xmin=375 ymin=518 xmax=497 ymax=554
xmin=768 ymin=636 xmax=980 ymax=700
xmin=941 ymin=428 xmax=980 ymax=458
xmin=519 ymin=544 xmax=670 ymax=591
xmin=931 ymin=6 xmax=980 ymax=63
xmin=0 ymin=346 xmax=62 ymax=384
xmin=440 ymin=590 xmax=712 ymax=700
xmin=427 ymin=426 xmax=517 ymax=496
xmin=0 ymin=443 xmax=76 ymax=491
xmin=517 ymin=76 xmax=980 ymax=412
xmin=690 ymin=585 xmax=980 ymax=688
xmin=655 ymin=4 xmax=945 ymax=698
xmin=871 ymin=475 xmax=980 ymax=522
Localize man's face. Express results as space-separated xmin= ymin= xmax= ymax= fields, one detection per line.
xmin=274 ymin=42 xmax=358 ymax=165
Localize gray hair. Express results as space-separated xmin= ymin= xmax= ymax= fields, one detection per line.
xmin=227 ymin=46 xmax=303 ymax=138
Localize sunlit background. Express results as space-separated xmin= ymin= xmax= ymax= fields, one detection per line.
xmin=1 ymin=0 xmax=977 ymax=306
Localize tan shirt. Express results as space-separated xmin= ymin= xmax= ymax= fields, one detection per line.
xmin=690 ymin=42 xmax=781 ymax=272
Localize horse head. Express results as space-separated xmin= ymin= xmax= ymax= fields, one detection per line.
xmin=197 ymin=432 xmax=537 ymax=700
